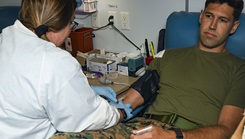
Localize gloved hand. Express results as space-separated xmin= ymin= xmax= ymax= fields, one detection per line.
xmin=90 ymin=86 xmax=117 ymax=103
xmin=91 ymin=86 xmax=144 ymax=121
xmin=109 ymin=98 xmax=133 ymax=121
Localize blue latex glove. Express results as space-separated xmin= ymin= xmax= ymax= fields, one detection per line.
xmin=109 ymin=98 xmax=133 ymax=121
xmin=90 ymin=86 xmax=117 ymax=103
xmin=91 ymin=86 xmax=144 ymax=121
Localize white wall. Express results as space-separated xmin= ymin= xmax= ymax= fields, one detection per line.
xmin=2 ymin=0 xmax=244 ymax=54
xmin=81 ymin=0 xmax=245 ymax=54
xmin=189 ymin=0 xmax=206 ymax=12
xmin=0 ymin=0 xmax=186 ymax=54
xmin=79 ymin=0 xmax=186 ymax=54
xmin=188 ymin=0 xmax=245 ymax=12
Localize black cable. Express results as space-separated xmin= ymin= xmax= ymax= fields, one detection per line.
xmin=111 ymin=24 xmax=141 ymax=50
xmin=92 ymin=15 xmax=141 ymax=50
xmin=93 ymin=15 xmax=114 ymax=31
xmin=108 ymin=16 xmax=114 ymax=24
xmin=93 ymin=23 xmax=110 ymax=31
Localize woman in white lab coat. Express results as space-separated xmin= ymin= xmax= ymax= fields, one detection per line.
xmin=0 ymin=0 xmax=143 ymax=138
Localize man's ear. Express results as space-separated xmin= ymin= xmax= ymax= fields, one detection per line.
xmin=230 ymin=20 xmax=240 ymax=34
xmin=199 ymin=10 xmax=204 ymax=24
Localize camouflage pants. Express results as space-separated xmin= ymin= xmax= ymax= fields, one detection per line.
xmin=50 ymin=117 xmax=172 ymax=139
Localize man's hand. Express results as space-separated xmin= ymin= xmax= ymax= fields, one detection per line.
xmin=130 ymin=125 xmax=175 ymax=139
xmin=129 ymin=106 xmax=244 ymax=139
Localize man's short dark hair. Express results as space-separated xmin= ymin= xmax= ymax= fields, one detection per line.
xmin=205 ymin=0 xmax=244 ymax=21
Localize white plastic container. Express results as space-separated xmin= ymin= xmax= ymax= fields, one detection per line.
xmin=76 ymin=0 xmax=97 ymax=13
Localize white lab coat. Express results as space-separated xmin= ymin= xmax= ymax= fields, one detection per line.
xmin=0 ymin=20 xmax=120 ymax=139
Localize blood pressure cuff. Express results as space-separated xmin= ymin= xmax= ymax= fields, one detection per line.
xmin=130 ymin=70 xmax=159 ymax=105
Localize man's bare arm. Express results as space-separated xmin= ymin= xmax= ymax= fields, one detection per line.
xmin=183 ymin=105 xmax=244 ymax=139
xmin=130 ymin=105 xmax=244 ymax=139
xmin=121 ymin=88 xmax=144 ymax=110
xmin=118 ymin=88 xmax=144 ymax=122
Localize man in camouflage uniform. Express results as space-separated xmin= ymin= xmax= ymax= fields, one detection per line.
xmin=52 ymin=0 xmax=245 ymax=138
xmin=51 ymin=118 xmax=172 ymax=139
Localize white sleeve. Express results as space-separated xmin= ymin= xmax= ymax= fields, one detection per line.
xmin=40 ymin=48 xmax=120 ymax=132
xmin=46 ymin=69 xmax=120 ymax=132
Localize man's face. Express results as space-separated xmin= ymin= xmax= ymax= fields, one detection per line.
xmin=199 ymin=3 xmax=240 ymax=52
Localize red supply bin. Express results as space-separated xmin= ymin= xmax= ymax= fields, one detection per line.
xmin=69 ymin=27 xmax=93 ymax=57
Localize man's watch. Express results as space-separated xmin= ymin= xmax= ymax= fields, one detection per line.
xmin=172 ymin=128 xmax=183 ymax=139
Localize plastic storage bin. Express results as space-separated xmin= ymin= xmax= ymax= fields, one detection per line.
xmin=76 ymin=0 xmax=97 ymax=13
xmin=69 ymin=28 xmax=93 ymax=57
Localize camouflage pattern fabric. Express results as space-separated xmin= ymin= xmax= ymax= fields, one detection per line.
xmin=50 ymin=117 xmax=173 ymax=139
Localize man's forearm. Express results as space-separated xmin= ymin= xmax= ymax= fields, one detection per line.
xmin=183 ymin=106 xmax=244 ymax=139
xmin=121 ymin=88 xmax=144 ymax=110
xmin=183 ymin=125 xmax=232 ymax=139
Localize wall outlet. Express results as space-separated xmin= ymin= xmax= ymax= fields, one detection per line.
xmin=120 ymin=12 xmax=130 ymax=30
xmin=91 ymin=12 xmax=100 ymax=28
xmin=108 ymin=11 xmax=117 ymax=28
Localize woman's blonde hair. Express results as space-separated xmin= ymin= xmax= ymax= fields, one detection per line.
xmin=19 ymin=0 xmax=77 ymax=39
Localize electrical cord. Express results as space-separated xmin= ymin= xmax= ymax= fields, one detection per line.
xmin=92 ymin=15 xmax=141 ymax=50
xmin=93 ymin=15 xmax=114 ymax=31
xmin=99 ymin=76 xmax=130 ymax=86
xmin=111 ymin=24 xmax=140 ymax=50
xmin=93 ymin=23 xmax=110 ymax=31
xmin=108 ymin=15 xmax=114 ymax=24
